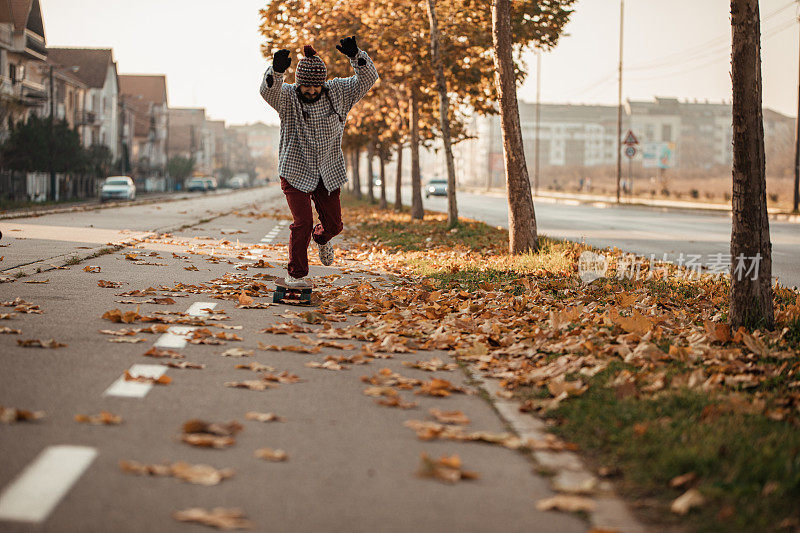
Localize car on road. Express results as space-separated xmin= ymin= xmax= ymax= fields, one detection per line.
xmin=100 ymin=176 xmax=136 ymax=202
xmin=186 ymin=177 xmax=208 ymax=192
xmin=226 ymin=176 xmax=248 ymax=189
xmin=425 ymin=179 xmax=447 ymax=198
xmin=203 ymin=177 xmax=218 ymax=191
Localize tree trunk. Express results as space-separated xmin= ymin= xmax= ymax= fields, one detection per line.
xmin=366 ymin=144 xmax=375 ymax=203
xmin=730 ymin=0 xmax=774 ymax=329
xmin=394 ymin=141 xmax=403 ymax=211
xmin=426 ymin=0 xmax=459 ymax=227
xmin=491 ymin=0 xmax=538 ymax=253
xmin=410 ymin=87 xmax=424 ymax=220
xmin=379 ymin=151 xmax=387 ymax=209
xmin=351 ymin=146 xmax=362 ymax=199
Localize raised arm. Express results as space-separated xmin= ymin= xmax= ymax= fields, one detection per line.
xmin=260 ymin=49 xmax=293 ymax=115
xmin=330 ymin=36 xmax=379 ymax=114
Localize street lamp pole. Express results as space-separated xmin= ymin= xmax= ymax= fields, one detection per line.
xmin=48 ymin=65 xmax=56 ymax=202
xmin=616 ymin=0 xmax=624 ymax=204
xmin=794 ymin=5 xmax=800 ymax=213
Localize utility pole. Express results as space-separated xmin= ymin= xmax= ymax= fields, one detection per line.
xmin=48 ymin=65 xmax=56 ymax=202
xmin=794 ymin=3 xmax=800 ymax=213
xmin=534 ymin=50 xmax=541 ymax=196
xmin=616 ymin=0 xmax=624 ymax=204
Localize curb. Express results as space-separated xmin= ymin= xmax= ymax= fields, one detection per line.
xmin=463 ymin=188 xmax=800 ymax=222
xmin=466 ymin=364 xmax=649 ymax=533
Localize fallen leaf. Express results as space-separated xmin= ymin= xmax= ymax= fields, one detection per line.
xmin=0 ymin=406 xmax=45 ymax=423
xmin=143 ymin=347 xmax=185 ymax=359
xmin=429 ymin=408 xmax=470 ymax=425
xmin=254 ymin=448 xmax=288 ymax=462
xmin=221 ymin=348 xmax=255 ymax=358
xmin=535 ymin=495 xmax=597 ymax=513
xmin=671 ymin=488 xmax=705 ymax=515
xmin=0 ymin=327 xmax=21 ymax=334
xmin=224 ymin=380 xmax=276 ymax=391
xmin=245 ymin=412 xmax=284 ymax=423
xmin=238 ymin=292 xmax=254 ymax=306
xmin=74 ymin=411 xmax=122 ymax=425
xmin=17 ymin=338 xmax=67 ymax=348
xmin=120 ymin=460 xmax=234 ymax=486
xmin=22 ymin=279 xmax=49 ymax=284
xmin=669 ymin=472 xmax=698 ymax=489
xmin=163 ymin=361 xmax=205 ymax=370
xmin=172 ymin=507 xmax=254 ymax=529
xmin=83 ymin=265 xmax=101 ymax=273
xmin=376 ymin=397 xmax=418 ymax=409
xmin=108 ymin=337 xmax=147 ymax=344
xmin=97 ymin=280 xmax=122 ymax=288
xmin=124 ymin=371 xmax=171 ymax=385
xmin=416 ymin=453 xmax=478 ymax=484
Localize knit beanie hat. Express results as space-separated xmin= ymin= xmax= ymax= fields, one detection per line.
xmin=295 ymin=45 xmax=327 ymax=86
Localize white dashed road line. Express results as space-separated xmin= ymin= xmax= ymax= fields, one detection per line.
xmin=103 ymin=364 xmax=168 ymax=398
xmin=105 ymin=302 xmax=217 ymax=397
xmin=260 ymin=220 xmax=289 ymax=244
xmin=0 ymin=445 xmax=97 ymax=523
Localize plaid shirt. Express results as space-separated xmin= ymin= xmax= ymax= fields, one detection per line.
xmin=260 ymin=49 xmax=379 ymax=193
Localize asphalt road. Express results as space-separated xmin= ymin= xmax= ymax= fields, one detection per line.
xmin=0 ymin=186 xmax=587 ymax=533
xmin=386 ymin=187 xmax=800 ymax=289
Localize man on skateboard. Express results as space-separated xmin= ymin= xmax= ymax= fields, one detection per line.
xmin=260 ymin=36 xmax=379 ymax=289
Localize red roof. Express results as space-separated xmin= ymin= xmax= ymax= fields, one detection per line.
xmin=47 ymin=48 xmax=115 ymax=89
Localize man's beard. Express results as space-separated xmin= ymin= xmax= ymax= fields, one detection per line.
xmin=298 ymin=89 xmax=323 ymax=104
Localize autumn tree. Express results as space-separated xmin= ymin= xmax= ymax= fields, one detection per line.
xmin=729 ymin=0 xmax=774 ymax=329
xmin=426 ymin=0 xmax=459 ymax=227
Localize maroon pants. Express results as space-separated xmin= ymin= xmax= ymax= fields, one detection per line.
xmin=280 ymin=177 xmax=343 ymax=279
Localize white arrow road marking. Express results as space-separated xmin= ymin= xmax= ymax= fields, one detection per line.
xmin=0 ymin=445 xmax=97 ymax=523
xmin=153 ymin=326 xmax=195 ymax=349
xmin=185 ymin=302 xmax=217 ymax=317
xmin=103 ymin=364 xmax=167 ymax=398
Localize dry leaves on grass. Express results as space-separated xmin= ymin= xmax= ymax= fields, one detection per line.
xmin=245 ymin=412 xmax=284 ymax=423
xmin=124 ymin=371 xmax=171 ymax=385
xmin=0 ymin=406 xmax=45 ymax=423
xmin=17 ymin=338 xmax=66 ymax=348
xmin=416 ymin=453 xmax=478 ymax=484
xmin=254 ymin=448 xmax=288 ymax=462
xmin=172 ymin=507 xmax=253 ymax=530
xmin=180 ymin=419 xmax=242 ymax=448
xmin=120 ymin=460 xmax=234 ymax=486
xmin=671 ymin=488 xmax=706 ymax=515
xmin=75 ymin=411 xmax=122 ymax=425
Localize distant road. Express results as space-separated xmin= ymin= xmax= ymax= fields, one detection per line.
xmin=385 ymin=187 xmax=800 ymax=289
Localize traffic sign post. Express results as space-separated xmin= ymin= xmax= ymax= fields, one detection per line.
xmin=622 ymin=131 xmax=638 ymax=197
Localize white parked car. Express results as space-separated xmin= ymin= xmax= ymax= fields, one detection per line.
xmin=100 ymin=176 xmax=136 ymax=202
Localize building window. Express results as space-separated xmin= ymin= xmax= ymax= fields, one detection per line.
xmin=9 ymin=64 xmax=16 ymax=84
xmin=662 ymin=124 xmax=672 ymax=142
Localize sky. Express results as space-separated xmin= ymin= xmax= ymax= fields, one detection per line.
xmin=40 ymin=0 xmax=799 ymax=126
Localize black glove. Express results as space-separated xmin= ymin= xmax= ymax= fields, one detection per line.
xmin=336 ymin=36 xmax=358 ymax=58
xmin=273 ymin=49 xmax=291 ymax=73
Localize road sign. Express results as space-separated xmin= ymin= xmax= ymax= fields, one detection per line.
xmin=622 ymin=130 xmax=639 ymax=146
xmin=643 ymin=142 xmax=676 ymax=169
xmin=624 ymin=146 xmax=637 ymax=158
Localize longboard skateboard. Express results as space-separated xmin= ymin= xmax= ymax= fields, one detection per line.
xmin=273 ymin=277 xmax=313 ymax=306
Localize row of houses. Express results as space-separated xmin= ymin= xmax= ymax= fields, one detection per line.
xmin=0 ymin=0 xmax=255 ymax=194
xmin=454 ymin=97 xmax=794 ymax=189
